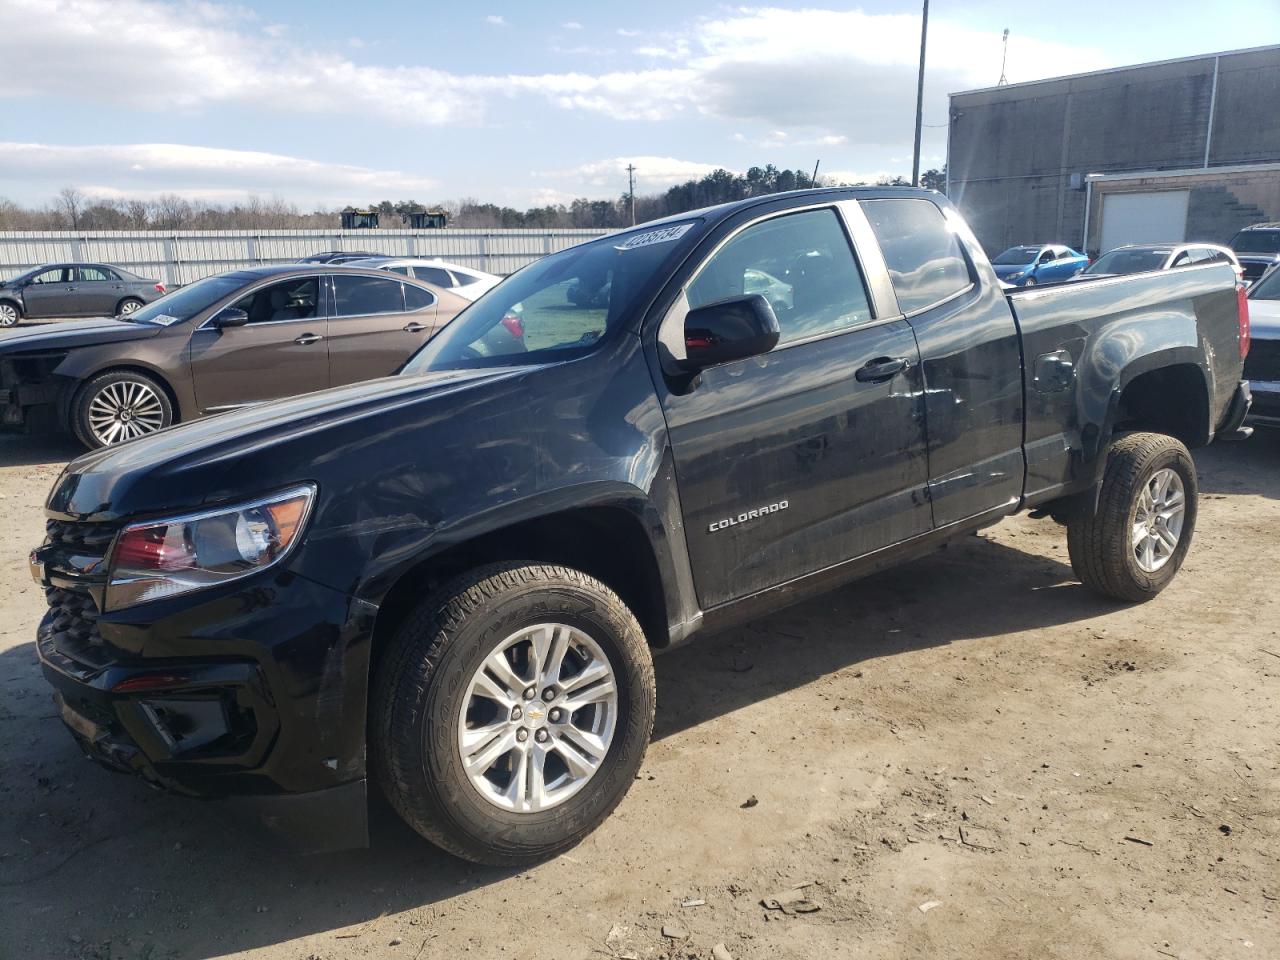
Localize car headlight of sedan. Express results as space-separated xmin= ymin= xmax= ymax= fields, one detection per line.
xmin=105 ymin=484 xmax=316 ymax=610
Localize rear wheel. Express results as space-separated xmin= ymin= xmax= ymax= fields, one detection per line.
xmin=1067 ymin=432 xmax=1197 ymax=601
xmin=115 ymin=297 xmax=145 ymax=318
xmin=0 ymin=301 xmax=20 ymax=326
xmin=373 ymin=563 xmax=655 ymax=865
xmin=71 ymin=370 xmax=174 ymax=448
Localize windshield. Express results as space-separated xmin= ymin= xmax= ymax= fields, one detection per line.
xmin=1250 ymin=265 xmax=1280 ymax=301
xmin=1085 ymin=249 xmax=1170 ymax=275
xmin=402 ymin=221 xmax=699 ymax=373
xmin=126 ymin=274 xmax=245 ymax=325
xmin=993 ymin=246 xmax=1041 ymax=265
xmin=1231 ymin=230 xmax=1280 ymax=254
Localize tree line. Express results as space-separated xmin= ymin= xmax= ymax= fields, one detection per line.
xmin=0 ymin=165 xmax=945 ymax=232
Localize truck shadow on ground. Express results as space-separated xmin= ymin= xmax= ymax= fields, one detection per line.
xmin=0 ymin=434 xmax=82 ymax=469
xmin=4 ymin=528 xmax=1117 ymax=959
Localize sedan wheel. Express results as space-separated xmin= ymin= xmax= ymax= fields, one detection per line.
xmin=0 ymin=302 xmax=19 ymax=326
xmin=117 ymin=298 xmax=144 ymax=318
xmin=72 ymin=370 xmax=174 ymax=449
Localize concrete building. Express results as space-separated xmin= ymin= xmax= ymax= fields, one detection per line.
xmin=947 ymin=45 xmax=1280 ymax=256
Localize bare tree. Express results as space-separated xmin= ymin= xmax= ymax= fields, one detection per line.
xmin=57 ymin=187 xmax=87 ymax=231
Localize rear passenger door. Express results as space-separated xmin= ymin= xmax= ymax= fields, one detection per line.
xmin=325 ymin=274 xmax=437 ymax=385
xmin=860 ymin=197 xmax=1025 ymax=526
xmin=658 ymin=203 xmax=931 ymax=608
xmin=74 ymin=266 xmax=124 ymax=316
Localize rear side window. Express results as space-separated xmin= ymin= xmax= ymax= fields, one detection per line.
xmin=860 ymin=199 xmax=972 ymax=314
xmin=412 ymin=266 xmax=456 ymax=288
xmin=332 ymin=275 xmax=406 ymax=316
xmin=385 ymin=265 xmax=412 ymax=277
xmin=404 ymin=284 xmax=436 ymax=311
xmin=687 ymin=208 xmax=872 ymax=346
xmin=77 ymin=266 xmax=116 ymax=281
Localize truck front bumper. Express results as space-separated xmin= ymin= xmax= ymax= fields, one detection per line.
xmin=35 ymin=566 xmax=378 ymax=854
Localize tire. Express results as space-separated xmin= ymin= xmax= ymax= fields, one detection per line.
xmin=372 ymin=563 xmax=656 ymax=865
xmin=1023 ymin=277 xmax=1037 ymax=287
xmin=1067 ymin=432 xmax=1197 ymax=602
xmin=0 ymin=300 xmax=21 ymax=327
xmin=71 ymin=369 xmax=174 ymax=449
xmin=115 ymin=297 xmax=145 ymax=319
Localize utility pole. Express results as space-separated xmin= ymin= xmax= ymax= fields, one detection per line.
xmin=998 ymin=28 xmax=1009 ymax=86
xmin=911 ymin=0 xmax=929 ymax=187
xmin=811 ymin=159 xmax=821 ymax=187
xmin=626 ymin=163 xmax=636 ymax=225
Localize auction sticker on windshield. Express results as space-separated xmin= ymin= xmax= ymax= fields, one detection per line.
xmin=615 ymin=222 xmax=694 ymax=251
xmin=147 ymin=314 xmax=182 ymax=326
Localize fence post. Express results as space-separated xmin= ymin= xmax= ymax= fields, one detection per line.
xmin=71 ymin=236 xmax=84 ymax=261
xmin=162 ymin=236 xmax=177 ymax=286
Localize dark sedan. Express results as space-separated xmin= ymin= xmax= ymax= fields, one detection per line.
xmin=0 ymin=263 xmax=167 ymax=326
xmin=0 ymin=264 xmax=472 ymax=448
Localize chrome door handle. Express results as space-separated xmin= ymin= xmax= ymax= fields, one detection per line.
xmin=294 ymin=332 xmax=323 ymax=345
xmin=403 ymin=322 xmax=426 ymax=333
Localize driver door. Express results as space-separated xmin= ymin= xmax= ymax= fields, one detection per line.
xmin=187 ymin=275 xmax=330 ymax=413
xmin=657 ymin=204 xmax=931 ymax=609
xmin=21 ymin=267 xmax=74 ymax=318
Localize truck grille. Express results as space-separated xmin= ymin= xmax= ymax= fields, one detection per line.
xmin=45 ymin=517 xmax=120 ymax=551
xmin=1244 ymin=339 xmax=1280 ymax=383
xmin=39 ymin=586 xmax=112 ymax=673
xmin=38 ymin=518 xmax=123 ymax=677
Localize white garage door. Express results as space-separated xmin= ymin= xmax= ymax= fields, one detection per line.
xmin=1099 ymin=190 xmax=1190 ymax=252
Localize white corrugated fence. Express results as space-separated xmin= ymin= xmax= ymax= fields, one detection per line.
xmin=0 ymin=228 xmax=612 ymax=285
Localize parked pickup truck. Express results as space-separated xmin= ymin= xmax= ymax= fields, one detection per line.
xmin=31 ymin=188 xmax=1252 ymax=866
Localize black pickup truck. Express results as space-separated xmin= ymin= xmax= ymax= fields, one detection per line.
xmin=31 ymin=188 xmax=1251 ymax=865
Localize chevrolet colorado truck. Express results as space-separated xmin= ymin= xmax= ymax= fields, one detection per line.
xmin=31 ymin=188 xmax=1252 ymax=866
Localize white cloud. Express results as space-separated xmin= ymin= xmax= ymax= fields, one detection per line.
xmin=562 ymin=20 xmax=583 ymax=30
xmin=0 ymin=142 xmax=439 ymax=206
xmin=0 ymin=0 xmax=1110 ymax=148
xmin=485 ymin=14 xmax=506 ymax=26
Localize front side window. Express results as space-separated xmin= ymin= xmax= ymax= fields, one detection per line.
xmin=226 ymin=277 xmax=320 ymax=324
xmin=687 ymin=208 xmax=872 ymax=345
xmin=332 ymin=275 xmax=405 ymax=316
xmin=860 ymin=199 xmax=972 ymax=313
xmin=31 ymin=268 xmax=68 ymax=284
xmin=403 ymin=220 xmax=700 ymax=373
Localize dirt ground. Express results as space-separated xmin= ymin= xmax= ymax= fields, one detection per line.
xmin=1 ymin=432 xmax=1277 ymax=960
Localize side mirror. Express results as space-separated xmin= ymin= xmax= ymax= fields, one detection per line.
xmin=678 ymin=293 xmax=780 ymax=373
xmin=213 ymin=307 xmax=249 ymax=328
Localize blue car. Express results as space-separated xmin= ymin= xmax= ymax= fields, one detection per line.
xmin=991 ymin=244 xmax=1089 ymax=286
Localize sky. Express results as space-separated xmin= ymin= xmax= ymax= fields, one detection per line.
xmin=0 ymin=0 xmax=1277 ymax=211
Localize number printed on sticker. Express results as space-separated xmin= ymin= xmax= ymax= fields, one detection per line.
xmin=615 ymin=222 xmax=694 ymax=251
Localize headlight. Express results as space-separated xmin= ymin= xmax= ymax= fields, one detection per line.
xmin=104 ymin=484 xmax=315 ymax=610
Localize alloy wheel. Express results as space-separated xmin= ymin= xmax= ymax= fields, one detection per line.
xmin=457 ymin=622 xmax=618 ymax=813
xmin=0 ymin=303 xmax=18 ymax=326
xmin=1132 ymin=467 xmax=1185 ymax=573
xmin=118 ymin=299 xmax=142 ymax=317
xmin=87 ymin=379 xmax=166 ymax=445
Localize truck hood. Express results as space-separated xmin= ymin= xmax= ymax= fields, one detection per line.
xmin=0 ymin=318 xmax=162 ymax=352
xmin=47 ymin=365 xmax=533 ymax=521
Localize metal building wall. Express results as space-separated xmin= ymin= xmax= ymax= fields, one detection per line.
xmin=947 ymin=45 xmax=1280 ymax=255
xmin=0 ymin=228 xmax=610 ymax=285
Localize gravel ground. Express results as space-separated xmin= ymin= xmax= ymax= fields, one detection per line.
xmin=1 ymin=432 xmax=1277 ymax=960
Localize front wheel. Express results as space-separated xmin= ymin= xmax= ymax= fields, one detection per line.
xmin=1023 ymin=277 xmax=1037 ymax=287
xmin=0 ymin=301 xmax=20 ymax=326
xmin=372 ymin=563 xmax=656 ymax=865
xmin=1067 ymin=432 xmax=1197 ymax=601
xmin=71 ymin=370 xmax=174 ymax=448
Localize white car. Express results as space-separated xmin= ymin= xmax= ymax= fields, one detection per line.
xmin=345 ymin=258 xmax=501 ymax=301
xmin=1245 ymin=264 xmax=1280 ymax=429
xmin=1079 ymin=243 xmax=1243 ymax=281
